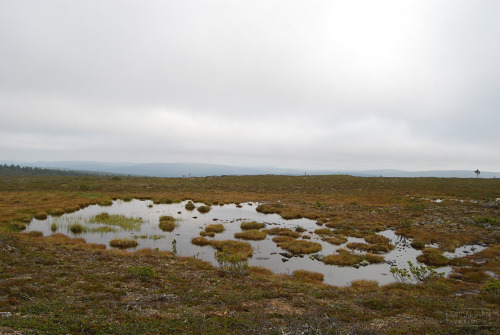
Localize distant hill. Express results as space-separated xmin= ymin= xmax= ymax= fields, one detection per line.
xmin=7 ymin=161 xmax=498 ymax=179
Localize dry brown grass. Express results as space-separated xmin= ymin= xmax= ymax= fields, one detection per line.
xmin=263 ymin=227 xmax=300 ymax=238
xmin=292 ymin=269 xmax=324 ymax=283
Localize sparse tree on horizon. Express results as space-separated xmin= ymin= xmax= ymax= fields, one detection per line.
xmin=474 ymin=169 xmax=480 ymax=178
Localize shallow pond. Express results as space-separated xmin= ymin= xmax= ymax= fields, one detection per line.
xmin=26 ymin=199 xmax=484 ymax=286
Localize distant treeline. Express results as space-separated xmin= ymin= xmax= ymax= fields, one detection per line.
xmin=0 ymin=164 xmax=114 ymax=177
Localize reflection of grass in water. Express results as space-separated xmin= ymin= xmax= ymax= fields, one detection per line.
xmin=88 ymin=226 xmax=118 ymax=233
xmin=89 ymin=212 xmax=143 ymax=231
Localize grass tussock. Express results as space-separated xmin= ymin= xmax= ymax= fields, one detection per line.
xmin=109 ymin=238 xmax=138 ymax=248
xmin=69 ymin=223 xmax=84 ymax=234
xmin=34 ymin=211 xmax=48 ymax=220
xmin=234 ymin=229 xmax=266 ymax=240
xmin=191 ymin=236 xmax=210 ymax=246
xmin=314 ymin=228 xmax=336 ymax=236
xmin=159 ymin=215 xmax=176 ymax=232
xmin=210 ymin=240 xmax=253 ymax=260
xmin=416 ymin=248 xmax=450 ymax=266
xmin=276 ymin=239 xmax=322 ymax=255
xmin=322 ymin=248 xmax=384 ymax=266
xmin=322 ymin=235 xmax=347 ymax=245
xmin=197 ymin=205 xmax=211 ymax=214
xmin=292 ymin=269 xmax=324 ymax=283
xmin=240 ymin=221 xmax=265 ymax=230
xmin=204 ymin=224 xmax=224 ymax=233
xmin=185 ymin=201 xmax=195 ymax=211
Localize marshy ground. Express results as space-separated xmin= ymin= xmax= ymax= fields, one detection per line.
xmin=0 ymin=175 xmax=499 ymax=334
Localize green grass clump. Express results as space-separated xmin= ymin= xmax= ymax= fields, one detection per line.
xmin=234 ymin=229 xmax=266 ymax=240
xmin=322 ymin=249 xmax=384 ymax=266
xmin=240 ymin=221 xmax=265 ymax=230
xmin=109 ymin=238 xmax=138 ymax=248
xmin=276 ymin=239 xmax=322 ymax=255
xmin=69 ymin=223 xmax=84 ymax=234
xmin=205 ymin=224 xmax=224 ymax=233
xmin=159 ymin=215 xmax=176 ymax=232
xmin=90 ymin=212 xmax=143 ymax=231
xmin=88 ymin=226 xmax=118 ymax=233
xmin=185 ymin=201 xmax=196 ymax=211
xmin=126 ymin=266 xmax=156 ymax=279
xmin=473 ymin=216 xmax=500 ymax=226
xmin=197 ymin=205 xmax=211 ymax=214
xmin=50 ymin=223 xmax=57 ymax=232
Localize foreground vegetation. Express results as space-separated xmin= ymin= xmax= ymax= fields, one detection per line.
xmin=0 ymin=175 xmax=499 ymax=333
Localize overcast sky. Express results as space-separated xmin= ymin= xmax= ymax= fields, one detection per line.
xmin=1 ymin=1 xmax=499 ymax=171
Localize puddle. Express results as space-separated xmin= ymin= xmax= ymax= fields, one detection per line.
xmin=26 ymin=199 xmax=480 ymax=286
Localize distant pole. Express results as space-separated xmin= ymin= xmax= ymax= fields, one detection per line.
xmin=474 ymin=169 xmax=480 ymax=178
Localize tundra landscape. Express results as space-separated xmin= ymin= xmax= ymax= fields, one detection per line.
xmin=0 ymin=174 xmax=498 ymax=334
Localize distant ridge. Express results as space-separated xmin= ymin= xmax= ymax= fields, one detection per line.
xmin=5 ymin=161 xmax=497 ymax=178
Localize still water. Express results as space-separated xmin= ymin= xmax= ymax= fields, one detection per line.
xmin=26 ymin=199 xmax=483 ymax=286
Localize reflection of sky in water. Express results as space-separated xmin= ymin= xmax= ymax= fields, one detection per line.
xmin=26 ymin=199 xmax=483 ymax=286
